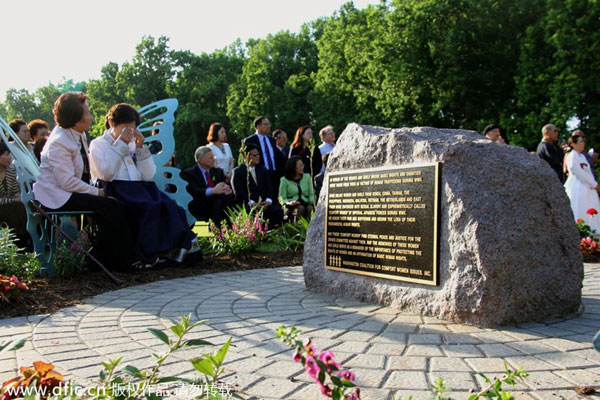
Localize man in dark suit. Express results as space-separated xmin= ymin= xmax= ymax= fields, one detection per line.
xmin=273 ymin=129 xmax=289 ymax=163
xmin=231 ymin=143 xmax=283 ymax=228
xmin=243 ymin=116 xmax=286 ymax=190
xmin=181 ymin=146 xmax=235 ymax=225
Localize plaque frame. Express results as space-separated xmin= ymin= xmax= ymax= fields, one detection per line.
xmin=324 ymin=163 xmax=441 ymax=286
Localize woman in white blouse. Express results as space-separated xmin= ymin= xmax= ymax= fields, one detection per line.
xmin=564 ymin=133 xmax=600 ymax=232
xmin=89 ymin=103 xmax=198 ymax=265
xmin=207 ymin=122 xmax=234 ymax=181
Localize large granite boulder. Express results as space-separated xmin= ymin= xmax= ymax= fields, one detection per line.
xmin=304 ymin=124 xmax=583 ymax=327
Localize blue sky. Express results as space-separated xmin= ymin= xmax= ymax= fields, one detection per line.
xmin=0 ymin=0 xmax=380 ymax=100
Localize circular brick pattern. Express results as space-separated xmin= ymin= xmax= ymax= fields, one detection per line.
xmin=2 ymin=265 xmax=600 ymax=399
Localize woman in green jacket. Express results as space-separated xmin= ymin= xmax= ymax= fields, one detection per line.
xmin=279 ymin=156 xmax=314 ymax=221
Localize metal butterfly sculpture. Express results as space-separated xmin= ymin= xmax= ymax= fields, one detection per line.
xmin=137 ymin=98 xmax=195 ymax=226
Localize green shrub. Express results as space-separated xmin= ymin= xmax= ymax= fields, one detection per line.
xmin=0 ymin=226 xmax=40 ymax=280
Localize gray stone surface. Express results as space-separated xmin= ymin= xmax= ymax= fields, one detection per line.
xmin=2 ymin=264 xmax=599 ymax=400
xmin=304 ymin=123 xmax=583 ymax=327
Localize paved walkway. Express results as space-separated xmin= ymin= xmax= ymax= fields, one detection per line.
xmin=1 ymin=265 xmax=600 ymax=400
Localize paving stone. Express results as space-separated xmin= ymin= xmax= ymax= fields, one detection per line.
xmin=345 ymin=354 xmax=386 ymax=369
xmin=477 ymin=343 xmax=524 ymax=357
xmin=523 ymin=371 xmax=577 ymax=390
xmin=504 ymin=355 xmax=558 ymax=371
xmin=259 ymin=360 xmax=303 ymax=379
xmin=349 ymin=368 xmax=389 ymax=388
xmin=367 ymin=342 xmax=406 ymax=355
xmin=535 ymin=351 xmax=599 ymax=369
xmin=246 ymin=377 xmax=302 ymax=398
xmin=329 ymin=341 xmax=370 ymax=353
xmin=428 ymin=371 xmax=475 ymax=390
xmin=404 ymin=344 xmax=444 ymax=357
xmin=387 ymin=356 xmax=427 ymax=371
xmin=371 ymin=331 xmax=406 ymax=343
xmin=464 ymin=357 xmax=509 ymax=373
xmin=506 ymin=340 xmax=561 ymax=355
xmin=441 ymin=344 xmax=483 ymax=358
xmin=407 ymin=334 xmax=442 ymax=345
xmin=442 ymin=333 xmax=482 ymax=345
xmin=430 ymin=357 xmax=471 ymax=372
xmin=538 ymin=337 xmax=592 ymax=352
xmin=553 ymin=368 xmax=600 ymax=386
xmin=384 ymin=370 xmax=429 ymax=390
xmin=530 ymin=389 xmax=590 ymax=400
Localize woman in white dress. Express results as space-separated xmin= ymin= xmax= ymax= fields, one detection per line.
xmin=207 ymin=122 xmax=234 ymax=181
xmin=564 ymin=134 xmax=600 ymax=232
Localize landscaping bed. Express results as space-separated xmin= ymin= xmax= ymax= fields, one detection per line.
xmin=0 ymin=250 xmax=302 ymax=320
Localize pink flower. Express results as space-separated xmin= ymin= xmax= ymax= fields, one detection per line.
xmin=292 ymin=350 xmax=302 ymax=363
xmin=318 ymin=381 xmax=332 ymax=397
xmin=347 ymin=387 xmax=361 ymax=399
xmin=319 ymin=351 xmax=340 ymax=370
xmin=338 ymin=370 xmax=355 ymax=381
xmin=304 ymin=355 xmax=319 ymax=380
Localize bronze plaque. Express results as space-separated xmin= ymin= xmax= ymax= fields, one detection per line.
xmin=325 ymin=163 xmax=441 ymax=285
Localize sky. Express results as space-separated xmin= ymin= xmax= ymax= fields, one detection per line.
xmin=0 ymin=0 xmax=381 ymax=101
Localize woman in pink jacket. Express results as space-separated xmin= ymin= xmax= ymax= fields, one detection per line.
xmin=33 ymin=92 xmax=135 ymax=270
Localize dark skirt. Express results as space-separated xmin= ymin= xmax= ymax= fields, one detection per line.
xmin=0 ymin=201 xmax=28 ymax=238
xmin=104 ymin=180 xmax=195 ymax=263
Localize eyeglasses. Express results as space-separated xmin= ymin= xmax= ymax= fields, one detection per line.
xmin=249 ymin=152 xmax=260 ymax=157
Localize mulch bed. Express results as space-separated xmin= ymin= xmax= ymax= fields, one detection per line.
xmin=0 ymin=251 xmax=303 ymax=320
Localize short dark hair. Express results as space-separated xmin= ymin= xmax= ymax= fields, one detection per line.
xmin=284 ymin=156 xmax=303 ymax=180
xmin=243 ymin=143 xmax=259 ymax=155
xmin=8 ymin=119 xmax=27 ymax=134
xmin=483 ymin=124 xmax=500 ymax=135
xmin=254 ymin=116 xmax=268 ymax=128
xmin=0 ymin=141 xmax=9 ymax=155
xmin=105 ymin=103 xmax=140 ymax=130
xmin=28 ymin=119 xmax=49 ymax=140
xmin=207 ymin=122 xmax=224 ymax=143
xmin=53 ymin=92 xmax=87 ymax=128
xmin=273 ymin=129 xmax=286 ymax=139
xmin=569 ymin=134 xmax=584 ymax=147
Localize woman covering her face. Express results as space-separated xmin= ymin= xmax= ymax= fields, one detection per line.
xmin=89 ymin=103 xmax=200 ymax=265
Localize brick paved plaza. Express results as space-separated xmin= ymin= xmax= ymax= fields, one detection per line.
xmin=1 ymin=265 xmax=599 ymax=399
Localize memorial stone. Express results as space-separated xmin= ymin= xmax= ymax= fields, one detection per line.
xmin=304 ymin=124 xmax=583 ymax=327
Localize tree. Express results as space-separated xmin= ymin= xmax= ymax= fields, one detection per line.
xmin=169 ymin=47 xmax=244 ymax=168
xmin=226 ymin=24 xmax=321 ymax=145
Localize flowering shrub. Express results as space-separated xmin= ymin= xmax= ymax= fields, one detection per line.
xmin=200 ymin=205 xmax=268 ymax=256
xmin=0 ymin=226 xmax=40 ymax=280
xmin=277 ymin=326 xmax=360 ymax=400
xmin=0 ymin=275 xmax=29 ymax=303
xmin=580 ymin=237 xmax=600 ymax=254
xmin=54 ymin=230 xmax=91 ymax=276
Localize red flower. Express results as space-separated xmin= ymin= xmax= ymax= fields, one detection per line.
xmin=577 ymin=219 xmax=584 ymax=224
xmin=587 ymin=208 xmax=598 ymax=216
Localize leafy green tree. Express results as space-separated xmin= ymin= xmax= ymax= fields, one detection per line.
xmin=513 ymin=0 xmax=600 ymax=150
xmin=226 ymin=23 xmax=322 ymax=145
xmin=169 ymin=47 xmax=244 ymax=168
xmin=3 ymin=89 xmax=39 ymax=122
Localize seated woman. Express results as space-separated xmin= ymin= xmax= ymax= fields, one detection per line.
xmin=289 ymin=125 xmax=322 ymax=180
xmin=279 ymin=156 xmax=314 ymax=221
xmin=33 ymin=92 xmax=136 ymax=270
xmin=564 ymin=133 xmax=600 ymax=232
xmin=0 ymin=142 xmax=28 ymax=246
xmin=89 ymin=103 xmax=199 ymax=265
